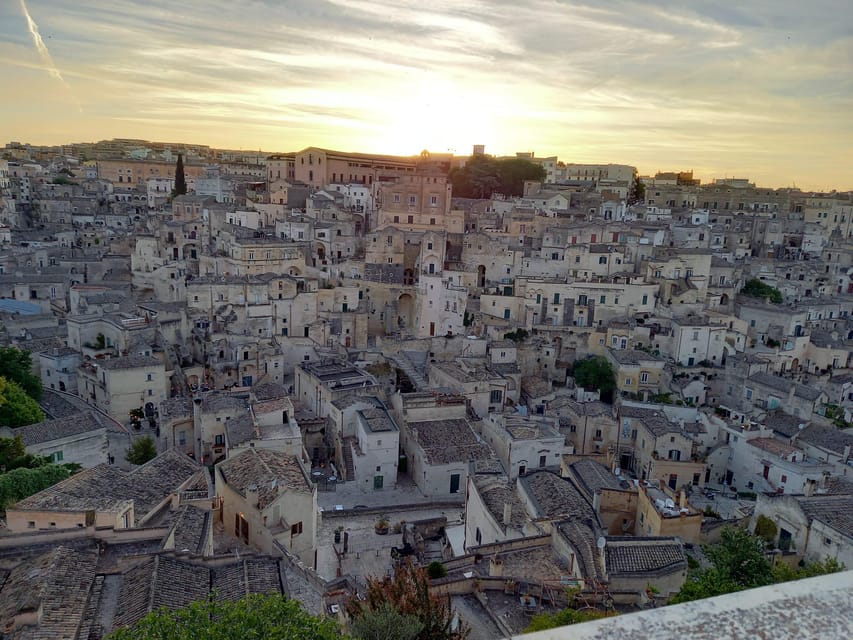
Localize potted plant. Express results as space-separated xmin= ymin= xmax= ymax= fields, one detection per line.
xmin=374 ymin=518 xmax=390 ymax=535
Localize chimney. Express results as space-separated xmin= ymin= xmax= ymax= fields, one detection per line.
xmin=246 ymin=484 xmax=259 ymax=508
xmin=803 ymin=478 xmax=816 ymax=497
xmin=489 ymin=556 xmax=504 ymax=577
xmin=679 ymin=489 xmax=688 ymax=509
xmin=502 ymin=502 xmax=512 ymax=527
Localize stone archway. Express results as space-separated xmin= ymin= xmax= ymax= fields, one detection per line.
xmin=397 ymin=293 xmax=414 ymax=330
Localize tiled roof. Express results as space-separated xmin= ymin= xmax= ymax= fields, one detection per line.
xmin=112 ymin=554 xmax=287 ymax=630
xmin=7 ymin=410 xmax=108 ymax=446
xmin=39 ymin=389 xmax=94 ymax=419
xmin=225 ymin=413 xmax=256 ymax=447
xmin=252 ymin=382 xmax=288 ymax=401
xmin=95 ymin=355 xmax=163 ymax=370
xmin=472 ymin=475 xmax=528 ymax=529
xmin=519 ymin=470 xmax=597 ymax=522
xmin=217 ymin=448 xmax=312 ymax=509
xmin=569 ymin=460 xmax=623 ymax=496
xmin=408 ymin=419 xmax=492 ymax=465
xmin=748 ymin=371 xmax=822 ymax=401
xmin=167 ymin=505 xmax=210 ymax=555
xmin=12 ymin=449 xmax=202 ymax=519
xmin=0 ymin=546 xmax=98 ymax=639
xmin=795 ymin=495 xmax=853 ymax=537
xmin=797 ymin=424 xmax=853 ymax=456
xmin=605 ymin=537 xmax=687 ymax=576
xmin=556 ymin=518 xmax=603 ymax=579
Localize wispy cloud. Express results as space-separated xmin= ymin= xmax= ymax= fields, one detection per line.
xmin=18 ymin=0 xmax=66 ymax=86
xmin=0 ymin=0 xmax=850 ymax=189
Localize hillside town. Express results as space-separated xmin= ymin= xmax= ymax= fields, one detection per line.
xmin=0 ymin=139 xmax=852 ymax=638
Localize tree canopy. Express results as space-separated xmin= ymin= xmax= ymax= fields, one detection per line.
xmin=347 ymin=560 xmax=468 ymax=640
xmin=572 ymin=357 xmax=616 ymax=404
xmin=0 ymin=376 xmax=45 ymax=427
xmin=741 ymin=278 xmax=783 ymax=303
xmin=0 ymin=463 xmax=72 ymax=510
xmin=126 ymin=436 xmax=157 ymax=465
xmin=627 ymin=175 xmax=645 ymax=205
xmin=0 ymin=346 xmax=43 ymax=400
xmin=449 ymin=155 xmax=545 ymax=199
xmin=673 ymin=527 xmax=845 ymax=604
xmin=107 ymin=593 xmax=341 ymax=640
xmin=173 ymin=153 xmax=187 ymax=197
xmin=525 ymin=607 xmax=612 ymax=633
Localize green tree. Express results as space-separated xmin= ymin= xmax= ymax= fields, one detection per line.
xmin=772 ymin=557 xmax=845 ymax=583
xmin=740 ymin=279 xmax=783 ymax=304
xmin=347 ymin=560 xmax=468 ymax=640
xmin=0 ymin=377 xmax=45 ymax=427
xmin=753 ymin=515 xmax=778 ymax=546
xmin=571 ymin=357 xmax=616 ymax=404
xmin=449 ymin=155 xmax=545 ymax=199
xmin=0 ymin=464 xmax=71 ymax=510
xmin=172 ymin=153 xmax=187 ymax=197
xmin=0 ymin=346 xmax=43 ymax=400
xmin=0 ymin=435 xmax=53 ymax=471
xmin=525 ymin=607 xmax=611 ymax=633
xmin=107 ymin=593 xmax=341 ymax=640
xmin=351 ymin=602 xmax=423 ymax=640
xmin=426 ymin=561 xmax=447 ymax=579
xmin=627 ymin=174 xmax=645 ymax=205
xmin=672 ymin=527 xmax=773 ymax=604
xmin=125 ymin=436 xmax=157 ymax=465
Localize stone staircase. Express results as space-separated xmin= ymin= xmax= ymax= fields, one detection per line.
xmin=389 ymin=350 xmax=429 ymax=391
xmin=341 ymin=437 xmax=356 ymax=481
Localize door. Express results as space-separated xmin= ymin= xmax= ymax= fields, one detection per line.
xmin=373 ymin=475 xmax=384 ymax=490
xmin=763 ymin=465 xmax=770 ymax=479
xmin=242 ymin=375 xmax=253 ymax=387
xmin=668 ymin=474 xmax=678 ymax=490
xmin=429 ymin=322 xmax=435 ymax=336
xmin=449 ymin=473 xmax=460 ymax=494
xmin=342 ymin=302 xmax=348 ymax=312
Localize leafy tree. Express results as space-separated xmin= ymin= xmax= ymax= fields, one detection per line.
xmin=627 ymin=174 xmax=645 ymax=205
xmin=172 ymin=153 xmax=187 ymax=197
xmin=772 ymin=557 xmax=845 ymax=583
xmin=0 ymin=464 xmax=71 ymax=509
xmin=351 ymin=602 xmax=423 ymax=640
xmin=426 ymin=561 xmax=447 ymax=579
xmin=672 ymin=527 xmax=773 ymax=604
xmin=741 ymin=279 xmax=783 ymax=304
xmin=0 ymin=435 xmax=54 ymax=472
xmin=571 ymin=357 xmax=616 ymax=404
xmin=503 ymin=329 xmax=529 ymax=343
xmin=0 ymin=377 xmax=45 ymax=427
xmin=126 ymin=436 xmax=157 ymax=465
xmin=347 ymin=560 xmax=468 ymax=640
xmin=525 ymin=607 xmax=612 ymax=632
xmin=449 ymin=155 xmax=545 ymax=199
xmin=0 ymin=346 xmax=43 ymax=400
xmin=107 ymin=593 xmax=341 ymax=640
xmin=753 ymin=515 xmax=778 ymax=546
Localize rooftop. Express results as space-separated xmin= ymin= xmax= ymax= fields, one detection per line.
xmin=795 ymin=494 xmax=853 ymax=537
xmin=408 ymin=418 xmax=492 ymax=465
xmin=88 ymin=354 xmax=163 ymax=370
xmin=358 ymin=407 xmax=397 ymax=433
xmin=2 ymin=410 xmax=108 ymax=446
xmin=568 ymin=459 xmax=624 ymax=497
xmin=12 ymin=449 xmax=202 ymax=517
xmin=472 ymin=474 xmax=528 ymax=530
xmin=604 ymin=536 xmax=686 ymax=576
xmin=519 ymin=470 xmax=597 ymax=522
xmin=217 ymin=448 xmax=312 ymax=509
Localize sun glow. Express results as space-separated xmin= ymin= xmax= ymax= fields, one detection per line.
xmin=377 ymin=80 xmax=503 ymax=156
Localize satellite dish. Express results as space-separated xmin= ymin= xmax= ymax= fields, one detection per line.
xmin=596 ymin=537 xmax=607 ymax=550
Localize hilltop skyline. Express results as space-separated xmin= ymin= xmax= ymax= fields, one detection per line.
xmin=2 ymin=0 xmax=852 ymax=191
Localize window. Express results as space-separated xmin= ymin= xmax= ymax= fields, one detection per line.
xmin=215 ymin=435 xmax=224 ymax=445
xmin=430 ymin=195 xmax=439 ymax=206
xmin=28 ymin=521 xmax=35 ymax=529
xmin=640 ymin=371 xmax=649 ymax=383
xmin=600 ymin=295 xmax=606 ymax=304
xmin=642 ymin=294 xmax=648 ymax=305
xmin=407 ymin=215 xmax=413 ymax=224
xmin=147 ymin=373 xmax=153 ymax=381
xmin=745 ymin=388 xmax=753 ymax=400
xmin=408 ymin=195 xmax=417 ymax=206
xmin=625 ymin=378 xmax=632 ymax=385
xmin=569 ymin=424 xmax=577 ymax=433
xmin=178 ymin=431 xmax=186 ymax=445
xmin=553 ymin=293 xmax=560 ymax=304
xmin=598 ymin=256 xmax=607 ymax=264
xmin=490 ymin=389 xmax=503 ymax=404
xmin=781 ymin=475 xmax=788 ymax=483
xmin=52 ymin=451 xmax=63 ymax=462
xmin=291 ymin=521 xmax=303 ymax=536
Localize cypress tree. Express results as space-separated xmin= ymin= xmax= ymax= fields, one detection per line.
xmin=173 ymin=153 xmax=187 ymax=197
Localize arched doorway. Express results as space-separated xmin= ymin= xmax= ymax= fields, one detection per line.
xmin=790 ymin=358 xmax=799 ymax=372
xmin=720 ymin=293 xmax=729 ymax=307
xmin=317 ymin=245 xmax=325 ymax=261
xmin=397 ymin=294 xmax=414 ymax=330
xmin=477 ymin=265 xmax=486 ymax=287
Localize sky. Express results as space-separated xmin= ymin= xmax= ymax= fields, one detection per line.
xmin=1 ymin=0 xmax=851 ymax=190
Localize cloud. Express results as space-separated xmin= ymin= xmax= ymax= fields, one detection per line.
xmin=0 ymin=0 xmax=850 ymax=188
xmin=18 ymin=0 xmax=67 ymax=87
